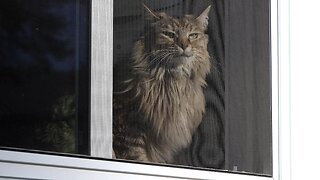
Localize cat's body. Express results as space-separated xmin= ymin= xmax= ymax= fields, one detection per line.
xmin=113 ymin=5 xmax=211 ymax=163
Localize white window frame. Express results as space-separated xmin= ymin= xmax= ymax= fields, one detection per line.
xmin=0 ymin=0 xmax=291 ymax=179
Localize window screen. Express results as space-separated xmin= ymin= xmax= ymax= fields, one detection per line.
xmin=113 ymin=0 xmax=272 ymax=175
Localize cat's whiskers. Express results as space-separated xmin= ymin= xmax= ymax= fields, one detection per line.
xmin=133 ymin=52 xmax=155 ymax=70
xmin=146 ymin=51 xmax=174 ymax=70
xmin=152 ymin=52 xmax=174 ymax=69
xmin=138 ymin=53 xmax=174 ymax=84
xmin=145 ymin=53 xmax=167 ymax=69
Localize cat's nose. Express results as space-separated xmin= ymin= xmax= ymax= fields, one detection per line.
xmin=179 ymin=38 xmax=189 ymax=50
xmin=178 ymin=46 xmax=192 ymax=57
xmin=178 ymin=38 xmax=193 ymax=56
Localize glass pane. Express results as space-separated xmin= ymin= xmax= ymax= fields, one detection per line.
xmin=0 ymin=0 xmax=90 ymax=155
xmin=113 ymin=0 xmax=272 ymax=176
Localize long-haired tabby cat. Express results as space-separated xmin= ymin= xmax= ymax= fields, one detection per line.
xmin=113 ymin=5 xmax=211 ymax=163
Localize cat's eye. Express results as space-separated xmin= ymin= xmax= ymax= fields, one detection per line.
xmin=189 ymin=33 xmax=199 ymax=40
xmin=162 ymin=31 xmax=176 ymax=39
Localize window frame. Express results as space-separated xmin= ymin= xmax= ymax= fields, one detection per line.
xmin=0 ymin=0 xmax=291 ymax=179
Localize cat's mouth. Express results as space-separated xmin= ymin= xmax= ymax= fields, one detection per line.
xmin=149 ymin=53 xmax=193 ymax=70
xmin=165 ymin=54 xmax=193 ymax=70
xmin=181 ymin=53 xmax=193 ymax=58
xmin=174 ymin=53 xmax=193 ymax=61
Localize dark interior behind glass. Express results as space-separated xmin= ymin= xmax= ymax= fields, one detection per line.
xmin=0 ymin=0 xmax=90 ymax=155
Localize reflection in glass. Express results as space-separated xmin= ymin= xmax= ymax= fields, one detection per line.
xmin=0 ymin=0 xmax=90 ymax=154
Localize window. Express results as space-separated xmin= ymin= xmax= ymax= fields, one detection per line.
xmin=0 ymin=0 xmax=90 ymax=155
xmin=0 ymin=0 xmax=286 ymax=179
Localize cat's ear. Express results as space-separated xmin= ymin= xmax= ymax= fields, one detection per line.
xmin=196 ymin=5 xmax=211 ymax=29
xmin=143 ymin=4 xmax=160 ymax=21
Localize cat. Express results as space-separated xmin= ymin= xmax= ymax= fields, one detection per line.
xmin=113 ymin=5 xmax=211 ymax=163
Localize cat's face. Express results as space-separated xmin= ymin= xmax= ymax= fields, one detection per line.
xmin=143 ymin=5 xmax=211 ymax=71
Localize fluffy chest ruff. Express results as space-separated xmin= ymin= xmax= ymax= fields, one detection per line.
xmin=136 ymin=76 xmax=205 ymax=162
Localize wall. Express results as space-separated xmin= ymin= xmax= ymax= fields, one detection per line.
xmin=290 ymin=0 xmax=320 ymax=179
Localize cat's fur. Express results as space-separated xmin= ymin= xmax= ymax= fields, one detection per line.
xmin=113 ymin=5 xmax=211 ymax=163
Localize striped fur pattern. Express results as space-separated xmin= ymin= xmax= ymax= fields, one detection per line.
xmin=113 ymin=5 xmax=211 ymax=163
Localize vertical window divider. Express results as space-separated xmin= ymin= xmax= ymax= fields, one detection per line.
xmin=90 ymin=0 xmax=113 ymax=158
